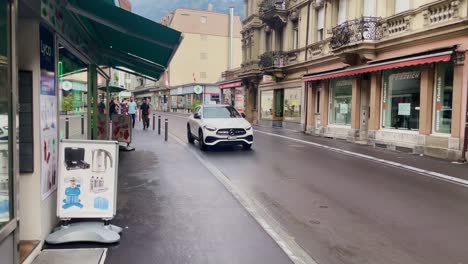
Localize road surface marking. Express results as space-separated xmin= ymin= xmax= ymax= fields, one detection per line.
xmin=169 ymin=133 xmax=318 ymax=264
xmin=157 ymin=112 xmax=468 ymax=187
xmin=254 ymin=130 xmax=468 ymax=187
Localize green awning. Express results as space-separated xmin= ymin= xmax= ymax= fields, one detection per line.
xmin=66 ymin=0 xmax=182 ymax=79
xmin=98 ymin=85 xmax=127 ymax=94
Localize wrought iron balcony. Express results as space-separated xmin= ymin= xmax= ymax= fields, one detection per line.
xmin=330 ymin=17 xmax=383 ymax=50
xmin=259 ymin=51 xmax=287 ymax=69
xmin=259 ymin=0 xmax=289 ymax=29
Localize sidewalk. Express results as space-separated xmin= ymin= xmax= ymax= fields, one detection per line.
xmin=105 ymin=126 xmax=293 ymax=264
xmin=254 ymin=125 xmax=468 ymax=181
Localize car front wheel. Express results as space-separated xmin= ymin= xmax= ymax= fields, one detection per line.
xmin=199 ymin=130 xmax=207 ymax=151
xmin=187 ymin=125 xmax=195 ymax=144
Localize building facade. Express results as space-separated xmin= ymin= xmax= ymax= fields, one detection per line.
xmin=238 ymin=0 xmax=468 ymax=160
xmin=161 ymin=7 xmax=243 ymax=111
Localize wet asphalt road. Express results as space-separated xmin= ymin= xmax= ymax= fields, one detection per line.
xmin=156 ymin=112 xmax=468 ymax=264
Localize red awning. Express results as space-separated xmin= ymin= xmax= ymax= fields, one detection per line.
xmin=218 ymin=81 xmax=243 ymax=89
xmin=303 ymin=51 xmax=452 ymax=82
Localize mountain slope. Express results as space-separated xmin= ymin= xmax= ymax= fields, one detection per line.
xmin=132 ymin=0 xmax=244 ymax=22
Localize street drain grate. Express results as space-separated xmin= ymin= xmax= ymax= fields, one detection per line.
xmin=32 ymin=248 xmax=107 ymax=264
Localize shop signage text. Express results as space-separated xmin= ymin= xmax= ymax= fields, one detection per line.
xmin=219 ymin=82 xmax=242 ymax=89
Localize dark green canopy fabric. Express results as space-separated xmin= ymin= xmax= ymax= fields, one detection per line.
xmin=66 ymin=0 xmax=182 ymax=79
xmin=98 ymin=85 xmax=127 ymax=94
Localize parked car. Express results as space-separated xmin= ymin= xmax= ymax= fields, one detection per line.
xmin=187 ymin=105 xmax=253 ymax=151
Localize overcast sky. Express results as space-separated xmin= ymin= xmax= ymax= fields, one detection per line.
xmin=131 ymin=0 xmax=244 ymax=22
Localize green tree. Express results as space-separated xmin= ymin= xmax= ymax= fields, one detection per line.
xmin=192 ymin=98 xmax=202 ymax=111
xmin=62 ymin=95 xmax=74 ymax=112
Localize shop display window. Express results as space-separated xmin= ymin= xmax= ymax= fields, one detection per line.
xmin=261 ymin=90 xmax=274 ymax=120
xmin=382 ymin=67 xmax=420 ymax=130
xmin=58 ymin=43 xmax=89 ymax=139
xmin=283 ymin=88 xmax=302 ymax=123
xmin=0 ymin=0 xmax=11 ymax=228
xmin=329 ymin=78 xmax=352 ymax=125
xmin=433 ymin=62 xmax=453 ymax=134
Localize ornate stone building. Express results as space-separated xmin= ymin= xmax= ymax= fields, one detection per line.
xmin=231 ymin=0 xmax=468 ymax=160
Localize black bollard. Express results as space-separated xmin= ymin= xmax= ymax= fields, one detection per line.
xmin=81 ymin=114 xmax=85 ymax=135
xmin=158 ymin=116 xmax=161 ymax=135
xmin=165 ymin=118 xmax=168 ymax=141
xmin=152 ymin=113 xmax=156 ymax=131
xmin=65 ymin=117 xmax=70 ymax=139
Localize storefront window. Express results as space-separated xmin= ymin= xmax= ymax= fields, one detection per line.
xmin=433 ymin=62 xmax=453 ymax=134
xmin=234 ymin=87 xmax=245 ymax=113
xmin=58 ymin=44 xmax=89 ymax=139
xmin=0 ymin=0 xmax=11 ymax=227
xmin=329 ymin=79 xmax=352 ymax=125
xmin=382 ymin=67 xmax=420 ymax=130
xmin=283 ymin=88 xmax=302 ymax=123
xmin=261 ymin=90 xmax=274 ymax=120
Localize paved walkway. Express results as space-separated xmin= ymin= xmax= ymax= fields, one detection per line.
xmin=105 ymin=126 xmax=293 ymax=264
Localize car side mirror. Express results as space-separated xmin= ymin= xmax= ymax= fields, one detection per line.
xmin=241 ymin=113 xmax=246 ymax=118
xmin=194 ymin=113 xmax=201 ymax=119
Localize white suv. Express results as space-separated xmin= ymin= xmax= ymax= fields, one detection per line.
xmin=187 ymin=105 xmax=253 ymax=151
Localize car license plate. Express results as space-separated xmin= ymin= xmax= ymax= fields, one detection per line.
xmin=227 ymin=136 xmax=237 ymax=140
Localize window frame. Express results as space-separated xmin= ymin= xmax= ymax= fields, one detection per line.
xmin=292 ymin=21 xmax=299 ymax=50
xmin=380 ymin=67 xmax=421 ymax=131
xmin=432 ymin=62 xmax=454 ymax=136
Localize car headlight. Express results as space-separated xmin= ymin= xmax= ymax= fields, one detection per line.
xmin=245 ymin=126 xmax=252 ymax=131
xmin=204 ymin=126 xmax=217 ymax=131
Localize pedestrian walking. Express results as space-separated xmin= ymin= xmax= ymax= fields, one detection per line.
xmin=109 ymin=98 xmax=118 ymax=121
xmin=140 ymin=98 xmax=151 ymax=130
xmin=120 ymin=98 xmax=129 ymax=115
xmin=98 ymin=98 xmax=105 ymax=114
xmin=127 ymin=96 xmax=137 ymax=128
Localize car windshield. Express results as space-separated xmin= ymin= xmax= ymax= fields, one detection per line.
xmin=203 ymin=106 xmax=241 ymax=119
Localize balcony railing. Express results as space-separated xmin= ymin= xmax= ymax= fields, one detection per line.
xmin=259 ymin=51 xmax=287 ymax=69
xmin=330 ymin=17 xmax=382 ymax=50
xmin=259 ymin=0 xmax=288 ymax=15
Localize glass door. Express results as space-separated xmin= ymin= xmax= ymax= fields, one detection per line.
xmin=0 ymin=1 xmax=17 ymax=263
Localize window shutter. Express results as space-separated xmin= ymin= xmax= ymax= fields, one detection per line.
xmin=338 ymin=0 xmax=347 ymax=24
xmin=317 ymin=7 xmax=325 ymax=30
xmin=363 ymin=0 xmax=376 ymax=16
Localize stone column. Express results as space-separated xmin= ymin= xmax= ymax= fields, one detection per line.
xmin=348 ymin=78 xmax=361 ymax=142
xmin=351 ymin=78 xmax=361 ymax=129
xmin=419 ymin=66 xmax=435 ymax=135
xmin=306 ymin=83 xmax=315 ymax=132
xmin=368 ymin=73 xmax=382 ymax=143
xmin=319 ymin=81 xmax=329 ymax=133
xmin=369 ymin=73 xmax=382 ymax=130
xmin=452 ymin=61 xmax=464 ymax=138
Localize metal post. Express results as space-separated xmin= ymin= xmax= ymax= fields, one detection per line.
xmin=165 ymin=118 xmax=168 ymax=141
xmin=152 ymin=113 xmax=156 ymax=131
xmin=81 ymin=114 xmax=85 ymax=135
xmin=65 ymin=117 xmax=70 ymax=139
xmin=158 ymin=116 xmax=161 ymax=135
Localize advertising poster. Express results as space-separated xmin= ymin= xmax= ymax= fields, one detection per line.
xmin=0 ymin=142 xmax=9 ymax=222
xmin=398 ymin=103 xmax=411 ymax=116
xmin=40 ymin=24 xmax=58 ymax=200
xmin=96 ymin=114 xmax=109 ymax=140
xmin=57 ymin=140 xmax=119 ymax=219
xmin=235 ymin=88 xmax=245 ymax=113
xmin=111 ymin=114 xmax=132 ymax=143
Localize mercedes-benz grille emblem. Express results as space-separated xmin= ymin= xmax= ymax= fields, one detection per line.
xmin=229 ymin=129 xmax=235 ymax=136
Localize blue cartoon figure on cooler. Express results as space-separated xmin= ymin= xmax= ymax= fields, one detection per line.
xmin=94 ymin=197 xmax=109 ymax=210
xmin=62 ymin=177 xmax=83 ymax=209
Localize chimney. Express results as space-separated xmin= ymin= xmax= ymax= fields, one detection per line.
xmin=228 ymin=7 xmax=234 ymax=70
xmin=208 ymin=3 xmax=214 ymax=11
